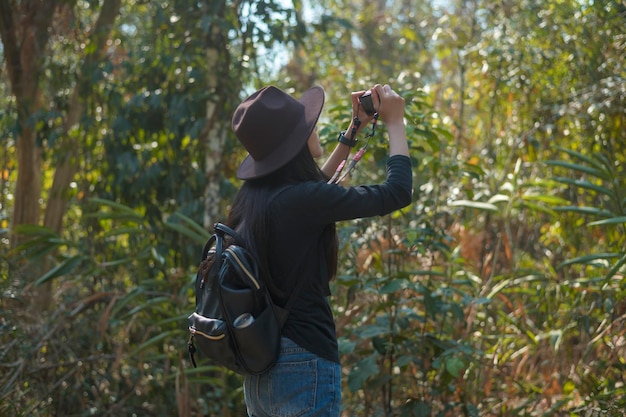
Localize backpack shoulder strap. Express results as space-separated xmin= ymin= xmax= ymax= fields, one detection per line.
xmin=214 ymin=222 xmax=242 ymax=243
xmin=200 ymin=235 xmax=216 ymax=261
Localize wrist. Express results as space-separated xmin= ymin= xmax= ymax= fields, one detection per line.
xmin=337 ymin=130 xmax=357 ymax=147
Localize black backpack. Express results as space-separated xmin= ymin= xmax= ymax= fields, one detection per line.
xmin=187 ymin=223 xmax=301 ymax=375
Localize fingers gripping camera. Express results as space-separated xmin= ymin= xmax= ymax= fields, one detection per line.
xmin=358 ymin=91 xmax=376 ymax=116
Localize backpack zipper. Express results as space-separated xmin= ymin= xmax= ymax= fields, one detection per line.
xmin=225 ymin=247 xmax=261 ymax=290
xmin=189 ymin=326 xmax=226 ymax=341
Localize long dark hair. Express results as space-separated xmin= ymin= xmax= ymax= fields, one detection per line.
xmin=226 ymin=143 xmax=338 ymax=297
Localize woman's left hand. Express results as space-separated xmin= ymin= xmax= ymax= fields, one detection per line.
xmin=350 ymin=89 xmax=378 ymax=125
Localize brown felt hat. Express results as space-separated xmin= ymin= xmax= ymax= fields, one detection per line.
xmin=233 ymin=85 xmax=325 ymax=179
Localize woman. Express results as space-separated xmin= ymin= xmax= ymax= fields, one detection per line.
xmin=227 ymin=83 xmax=412 ymax=417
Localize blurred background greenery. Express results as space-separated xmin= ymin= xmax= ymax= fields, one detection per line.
xmin=1 ymin=0 xmax=624 ymax=415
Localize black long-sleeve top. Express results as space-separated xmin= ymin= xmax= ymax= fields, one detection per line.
xmin=266 ymin=155 xmax=413 ymax=363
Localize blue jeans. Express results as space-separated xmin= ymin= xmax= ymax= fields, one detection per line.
xmin=244 ymin=337 xmax=341 ymax=417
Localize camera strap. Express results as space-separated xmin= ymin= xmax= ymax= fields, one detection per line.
xmin=328 ymin=102 xmax=379 ymax=184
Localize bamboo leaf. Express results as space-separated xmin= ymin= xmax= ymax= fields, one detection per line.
xmin=87 ymin=197 xmax=144 ymax=221
xmin=545 ymin=160 xmax=609 ymax=180
xmin=129 ymin=330 xmax=177 ymax=356
xmin=518 ymin=201 xmax=557 ymax=216
xmin=594 ymin=152 xmax=616 ymax=176
xmin=552 ymin=177 xmax=615 ymax=198
xmin=35 ymin=255 xmax=87 ymax=286
xmin=100 ymin=258 xmax=134 ymax=267
xmin=553 ymin=146 xmax=607 ymax=172
xmin=8 ymin=235 xmax=66 ymax=257
xmin=488 ymin=194 xmax=510 ymax=204
xmin=102 ymin=226 xmax=145 ymax=238
xmin=110 ymin=288 xmax=146 ymax=319
xmin=587 ymin=217 xmax=626 ymax=227
xmin=165 ymin=221 xmax=209 ymax=245
xmin=166 ymin=365 xmax=225 ymax=381
xmin=89 ymin=197 xmax=141 ymax=215
xmin=603 ymin=253 xmax=626 ymax=284
xmin=521 ymin=194 xmax=570 ymax=205
xmin=557 ymin=253 xmax=622 ymax=269
xmin=13 ymin=224 xmax=58 ymax=237
xmin=553 ymin=206 xmax=615 ymax=217
xmin=450 ymin=200 xmax=499 ymax=212
xmin=84 ymin=212 xmax=144 ymax=222
xmin=157 ymin=312 xmax=190 ymax=326
xmin=170 ymin=212 xmax=211 ymax=240
xmin=124 ymin=296 xmax=171 ymax=318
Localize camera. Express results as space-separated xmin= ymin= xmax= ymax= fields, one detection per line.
xmin=358 ymin=91 xmax=376 ymax=116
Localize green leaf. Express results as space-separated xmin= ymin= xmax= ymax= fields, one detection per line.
xmin=110 ymin=288 xmax=146 ymax=319
xmin=465 ymin=403 xmax=480 ymax=417
xmin=84 ymin=212 xmax=143 ymax=222
xmin=166 ymin=365 xmax=224 ymax=382
xmin=165 ymin=219 xmax=210 ymax=244
xmin=470 ymin=297 xmax=492 ymax=305
xmin=347 ymin=355 xmax=378 ymax=392
xmin=102 ymin=226 xmax=145 ymax=238
xmin=123 ymin=296 xmax=171 ymax=318
xmin=338 ymin=338 xmax=356 ymax=355
xmin=129 ymin=330 xmax=177 ymax=356
xmin=396 ymin=355 xmax=414 ymax=367
xmin=13 ymin=224 xmax=58 ymax=237
xmin=445 ymin=356 xmax=465 ymax=378
xmin=519 ymin=201 xmax=557 ymax=216
xmin=488 ymin=194 xmax=510 ymax=204
xmin=358 ymin=325 xmax=389 ymax=339
xmin=450 ymin=200 xmax=499 ymax=212
xmin=100 ymin=258 xmax=134 ymax=267
xmin=87 ymin=197 xmax=144 ymax=222
xmin=557 ymin=252 xmax=622 ymax=269
xmin=402 ymin=400 xmax=431 ymax=417
xmin=35 ymin=255 xmax=87 ymax=286
xmin=170 ymin=212 xmax=211 ymax=240
xmin=552 ymin=176 xmax=615 ymax=198
xmin=521 ymin=194 xmax=574 ymax=206
xmin=603 ymin=253 xmax=626 ymax=284
xmin=545 ymin=160 xmax=609 ymax=181
xmin=587 ymin=216 xmax=626 ymax=226
xmin=553 ymin=206 xmax=615 ymax=217
xmin=553 ymin=146 xmax=608 ymax=172
xmin=379 ymin=279 xmax=405 ymax=294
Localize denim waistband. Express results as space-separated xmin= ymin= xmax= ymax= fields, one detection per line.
xmin=279 ymin=337 xmax=309 ymax=356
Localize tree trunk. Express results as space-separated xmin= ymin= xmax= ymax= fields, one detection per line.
xmin=0 ymin=0 xmax=121 ymax=310
xmin=44 ymin=0 xmax=122 ymax=235
xmin=39 ymin=0 xmax=121 ymax=310
xmin=202 ymin=0 xmax=231 ymax=230
xmin=0 ymin=1 xmax=56 ymax=311
xmin=0 ymin=1 xmax=56 ymax=243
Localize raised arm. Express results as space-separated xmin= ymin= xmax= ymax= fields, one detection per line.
xmin=320 ymin=84 xmax=408 ymax=178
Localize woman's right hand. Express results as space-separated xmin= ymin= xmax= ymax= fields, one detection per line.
xmin=372 ymin=84 xmax=409 ymax=156
xmin=373 ymin=84 xmax=405 ymax=125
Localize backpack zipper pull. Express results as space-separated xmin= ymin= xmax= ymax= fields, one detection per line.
xmin=188 ymin=335 xmax=197 ymax=368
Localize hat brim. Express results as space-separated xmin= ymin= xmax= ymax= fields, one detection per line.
xmin=237 ymin=85 xmax=325 ymax=180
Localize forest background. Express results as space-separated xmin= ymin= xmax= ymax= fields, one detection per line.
xmin=0 ymin=0 xmax=624 ymax=416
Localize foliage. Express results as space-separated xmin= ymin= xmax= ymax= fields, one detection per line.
xmin=1 ymin=0 xmax=625 ymax=416
xmin=1 ymin=198 xmax=245 ymax=416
